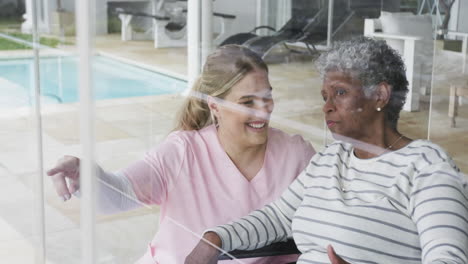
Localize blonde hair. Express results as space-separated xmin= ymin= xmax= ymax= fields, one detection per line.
xmin=174 ymin=45 xmax=268 ymax=131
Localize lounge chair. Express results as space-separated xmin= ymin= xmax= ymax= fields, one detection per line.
xmin=220 ymin=11 xmax=323 ymax=59
xmin=218 ymin=25 xmax=276 ymax=46
xmin=220 ymin=0 xmax=360 ymax=61
xmin=247 ymin=12 xmax=323 ymax=60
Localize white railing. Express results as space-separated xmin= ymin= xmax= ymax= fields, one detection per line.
xmin=76 ymin=0 xmax=97 ymax=263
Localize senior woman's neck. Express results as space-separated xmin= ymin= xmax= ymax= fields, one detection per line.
xmin=352 ymin=129 xmax=410 ymax=159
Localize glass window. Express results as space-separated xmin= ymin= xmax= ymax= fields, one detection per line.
xmin=0 ymin=0 xmax=466 ymax=263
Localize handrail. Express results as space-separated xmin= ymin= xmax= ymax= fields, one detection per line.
xmin=369 ymin=32 xmax=422 ymax=41
xmin=218 ymin=239 xmax=300 ymax=260
xmin=181 ymin=9 xmax=236 ymax=19
xmin=114 ymin=9 xmax=170 ymax=20
xmin=213 ymin=12 xmax=236 ymax=20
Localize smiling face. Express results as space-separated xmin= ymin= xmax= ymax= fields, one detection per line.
xmin=321 ymin=71 xmax=381 ymax=141
xmin=212 ymin=69 xmax=274 ymax=148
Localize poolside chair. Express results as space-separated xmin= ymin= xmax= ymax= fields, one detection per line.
xmin=219 ymin=1 xmax=356 ymax=61
xmin=219 ymin=25 xmax=277 ymax=46
xmin=218 ymin=238 xmax=299 ymax=262
xmin=220 ymin=11 xmax=323 ymax=60
xmin=247 ymin=11 xmax=327 ymax=59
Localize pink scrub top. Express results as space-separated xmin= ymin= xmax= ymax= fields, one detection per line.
xmin=121 ymin=125 xmax=315 ymax=263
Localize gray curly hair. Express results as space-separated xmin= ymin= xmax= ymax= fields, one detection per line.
xmin=315 ymin=36 xmax=409 ymax=129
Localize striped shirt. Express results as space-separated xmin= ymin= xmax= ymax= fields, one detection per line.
xmin=210 ymin=140 xmax=468 ymax=264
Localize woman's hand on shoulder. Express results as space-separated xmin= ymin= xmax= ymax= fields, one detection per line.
xmin=327 ymin=245 xmax=351 ymax=264
xmin=185 ymin=232 xmax=222 ymax=264
xmin=46 ymin=155 xmax=80 ymax=201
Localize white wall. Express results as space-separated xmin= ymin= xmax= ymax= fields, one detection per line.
xmin=60 ymin=0 xmax=76 ymax=12
xmin=212 ymin=0 xmax=257 ymax=35
xmin=38 ymin=0 xmax=152 ymax=35
xmin=456 ymin=0 xmax=468 ymax=32
xmin=29 ymin=0 xmax=273 ymax=36
xmin=448 ymin=0 xmax=468 ymax=33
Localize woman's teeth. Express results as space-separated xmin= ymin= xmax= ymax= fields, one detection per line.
xmin=247 ymin=123 xmax=265 ymax=129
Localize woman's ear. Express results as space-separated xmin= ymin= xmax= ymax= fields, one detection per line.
xmin=375 ymin=82 xmax=392 ymax=109
xmin=207 ymin=96 xmax=219 ymax=116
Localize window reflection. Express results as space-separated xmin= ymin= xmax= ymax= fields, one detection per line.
xmin=0 ymin=0 xmax=466 ymax=263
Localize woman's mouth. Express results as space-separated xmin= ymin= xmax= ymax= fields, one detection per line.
xmin=246 ymin=121 xmax=267 ymax=130
xmin=326 ymin=120 xmax=336 ymax=127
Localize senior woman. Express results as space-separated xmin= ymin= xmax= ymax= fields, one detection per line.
xmin=186 ymin=37 xmax=468 ymax=264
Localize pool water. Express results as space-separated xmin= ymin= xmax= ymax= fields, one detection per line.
xmin=0 ymin=56 xmax=186 ymax=108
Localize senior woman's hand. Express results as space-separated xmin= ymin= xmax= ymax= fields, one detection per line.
xmin=185 ymin=232 xmax=222 ymax=264
xmin=328 ymin=245 xmax=351 ymax=264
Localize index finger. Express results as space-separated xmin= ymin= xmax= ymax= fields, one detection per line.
xmin=46 ymin=165 xmax=64 ymax=176
xmin=51 ymin=172 xmax=72 ymax=199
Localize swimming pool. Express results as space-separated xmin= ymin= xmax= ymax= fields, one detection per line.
xmin=0 ymin=56 xmax=186 ymax=108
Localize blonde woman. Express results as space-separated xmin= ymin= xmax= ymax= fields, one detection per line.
xmin=47 ymin=45 xmax=315 ymax=263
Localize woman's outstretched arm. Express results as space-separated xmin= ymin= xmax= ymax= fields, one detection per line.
xmin=47 ymin=155 xmax=141 ymax=214
xmin=47 ymin=133 xmax=187 ymax=213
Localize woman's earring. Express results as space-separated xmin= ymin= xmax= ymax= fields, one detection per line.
xmin=376 ymin=107 xmax=381 ymax=112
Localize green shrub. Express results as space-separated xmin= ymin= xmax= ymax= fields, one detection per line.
xmin=0 ymin=32 xmax=63 ymax=50
xmin=108 ymin=15 xmax=121 ymax=33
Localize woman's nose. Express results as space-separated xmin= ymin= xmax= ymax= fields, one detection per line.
xmin=258 ymin=99 xmax=274 ymax=113
xmin=322 ymin=98 xmax=335 ymax=113
xmin=250 ymin=99 xmax=273 ymax=120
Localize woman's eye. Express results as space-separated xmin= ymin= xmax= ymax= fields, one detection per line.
xmin=322 ymin=96 xmax=327 ymax=102
xmin=241 ymin=100 xmax=254 ymax=105
xmin=336 ymin=89 xmax=346 ymax=96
